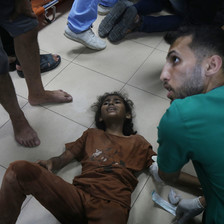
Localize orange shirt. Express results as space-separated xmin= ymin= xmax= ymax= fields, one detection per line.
xmin=66 ymin=128 xmax=156 ymax=208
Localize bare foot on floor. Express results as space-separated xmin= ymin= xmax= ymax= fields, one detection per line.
xmin=29 ymin=90 xmax=73 ymax=106
xmin=11 ymin=114 xmax=40 ymax=148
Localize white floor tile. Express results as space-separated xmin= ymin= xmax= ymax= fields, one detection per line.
xmin=128 ymin=177 xmax=202 ymax=224
xmin=122 ymin=85 xmax=169 ymax=150
xmin=156 ymin=39 xmax=170 ymax=52
xmin=0 ymin=103 xmax=86 ymax=167
xmin=10 ymin=57 xmax=71 ymax=99
xmin=126 ymin=32 xmax=164 ymax=49
xmin=74 ymin=40 xmax=154 ymax=82
xmin=38 ymin=16 xmax=85 ymax=62
xmin=128 ymin=49 xmax=168 ymax=99
xmin=17 ymin=197 xmax=60 ymax=224
xmin=0 ymin=166 xmax=6 ymax=184
xmin=43 ymin=63 xmax=124 ymax=127
xmin=0 ymin=95 xmax=28 ymax=128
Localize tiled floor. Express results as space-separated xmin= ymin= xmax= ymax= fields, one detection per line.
xmin=0 ymin=1 xmax=202 ymax=223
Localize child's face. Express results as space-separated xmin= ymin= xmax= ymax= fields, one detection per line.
xmin=100 ymin=95 xmax=129 ymax=122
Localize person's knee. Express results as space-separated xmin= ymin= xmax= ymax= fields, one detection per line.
xmin=6 ymin=161 xmax=41 ymax=183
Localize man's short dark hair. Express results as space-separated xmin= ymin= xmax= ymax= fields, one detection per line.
xmin=164 ymin=25 xmax=224 ymax=69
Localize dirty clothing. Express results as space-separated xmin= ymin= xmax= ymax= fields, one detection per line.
xmin=0 ymin=128 xmax=156 ymax=223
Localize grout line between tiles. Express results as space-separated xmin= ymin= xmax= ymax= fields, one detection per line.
xmin=122 ymin=48 xmax=159 ymax=85
xmin=41 ymin=106 xmax=90 ymax=128
xmin=0 ymin=164 xmax=7 ymax=170
xmin=123 ymin=83 xmax=169 ymax=102
xmin=0 ymin=98 xmax=30 ymax=130
xmin=12 ymin=94 xmax=90 ymax=129
xmin=70 ymin=61 xmax=127 ymax=84
xmin=42 ymin=61 xmax=74 ymax=88
xmin=131 ymin=39 xmax=161 ymax=50
xmin=131 ymin=174 xmax=150 ymax=208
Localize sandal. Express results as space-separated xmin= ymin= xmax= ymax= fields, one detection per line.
xmin=17 ymin=54 xmax=61 ymax=78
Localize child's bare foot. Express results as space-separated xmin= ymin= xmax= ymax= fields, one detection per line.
xmin=11 ymin=114 xmax=40 ymax=147
xmin=28 ymin=90 xmax=73 ymax=106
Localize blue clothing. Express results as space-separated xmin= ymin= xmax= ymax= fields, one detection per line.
xmin=100 ymin=0 xmax=118 ymax=7
xmin=68 ymin=0 xmax=99 ymax=33
xmin=134 ymin=0 xmax=184 ymax=33
xmin=68 ymin=0 xmax=118 ymax=33
xmin=134 ymin=0 xmax=220 ymax=33
xmin=157 ymin=86 xmax=224 ymax=224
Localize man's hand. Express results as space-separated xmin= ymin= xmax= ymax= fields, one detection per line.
xmin=37 ymin=159 xmax=53 ymax=172
xmin=11 ymin=0 xmax=36 ymax=21
xmin=176 ymin=197 xmax=204 ymax=224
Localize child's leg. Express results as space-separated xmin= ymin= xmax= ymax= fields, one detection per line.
xmin=86 ymin=197 xmax=129 ymax=224
xmin=0 ymin=161 xmax=85 ymax=224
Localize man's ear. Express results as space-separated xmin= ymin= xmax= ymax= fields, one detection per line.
xmin=126 ymin=113 xmax=132 ymax=119
xmin=205 ymin=55 xmax=223 ymax=77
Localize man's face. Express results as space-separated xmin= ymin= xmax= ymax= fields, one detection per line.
xmin=160 ymin=36 xmax=206 ymax=102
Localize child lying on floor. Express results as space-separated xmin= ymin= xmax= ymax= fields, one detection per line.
xmin=0 ymin=91 xmax=156 ymax=224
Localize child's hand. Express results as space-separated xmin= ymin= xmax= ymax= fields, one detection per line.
xmin=168 ymin=188 xmax=181 ymax=205
xmin=37 ymin=160 xmax=53 ymax=172
xmin=149 ymin=161 xmax=164 ymax=184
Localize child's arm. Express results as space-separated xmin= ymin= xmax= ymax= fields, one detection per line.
xmin=37 ymin=149 xmax=75 ymax=172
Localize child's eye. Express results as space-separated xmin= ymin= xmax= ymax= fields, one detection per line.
xmin=115 ymin=100 xmax=121 ymax=104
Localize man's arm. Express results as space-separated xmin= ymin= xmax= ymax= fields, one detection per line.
xmin=159 ymin=169 xmax=201 ymax=189
xmin=158 ymin=168 xmax=180 ymax=184
xmin=158 ymin=168 xmax=203 ymax=196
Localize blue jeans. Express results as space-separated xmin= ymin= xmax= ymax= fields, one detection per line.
xmin=68 ymin=0 xmax=117 ymax=33
xmin=134 ymin=0 xmax=186 ymax=33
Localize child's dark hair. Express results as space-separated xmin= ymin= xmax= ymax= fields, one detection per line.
xmin=91 ymin=91 xmax=137 ymax=136
xmin=164 ymin=25 xmax=224 ymax=69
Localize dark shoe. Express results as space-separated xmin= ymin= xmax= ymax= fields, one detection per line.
xmin=17 ymin=54 xmax=61 ymax=78
xmin=98 ymin=0 xmax=133 ymax=38
xmin=108 ymin=5 xmax=137 ymax=42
